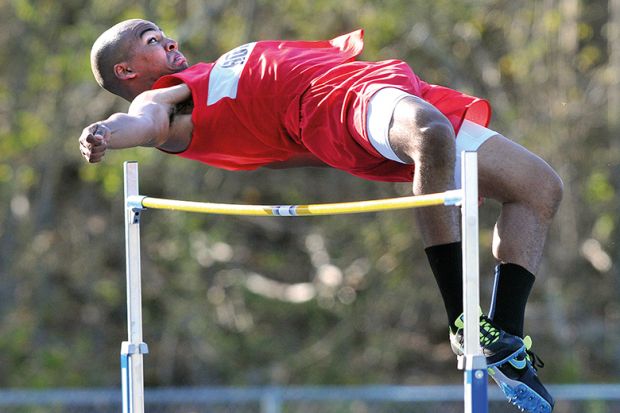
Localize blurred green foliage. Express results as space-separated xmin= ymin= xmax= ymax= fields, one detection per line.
xmin=0 ymin=0 xmax=619 ymax=389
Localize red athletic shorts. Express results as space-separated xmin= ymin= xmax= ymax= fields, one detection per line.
xmin=298 ymin=59 xmax=491 ymax=182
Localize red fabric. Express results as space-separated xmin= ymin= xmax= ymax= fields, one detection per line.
xmin=299 ymin=60 xmax=491 ymax=181
xmin=153 ymin=30 xmax=491 ymax=182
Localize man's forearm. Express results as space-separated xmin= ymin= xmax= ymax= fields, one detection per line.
xmin=100 ymin=113 xmax=160 ymax=149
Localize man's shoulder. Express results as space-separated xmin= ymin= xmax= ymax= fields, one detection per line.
xmin=131 ymin=84 xmax=192 ymax=111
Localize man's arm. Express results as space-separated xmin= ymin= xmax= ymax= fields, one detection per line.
xmin=79 ymin=84 xmax=191 ymax=163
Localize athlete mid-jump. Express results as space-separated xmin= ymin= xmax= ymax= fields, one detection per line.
xmin=80 ymin=19 xmax=563 ymax=412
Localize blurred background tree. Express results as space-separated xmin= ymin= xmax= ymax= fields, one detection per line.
xmin=0 ymin=0 xmax=618 ymax=388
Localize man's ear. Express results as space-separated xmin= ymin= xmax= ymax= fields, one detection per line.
xmin=114 ymin=62 xmax=137 ymax=80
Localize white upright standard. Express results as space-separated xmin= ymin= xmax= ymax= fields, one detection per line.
xmin=122 ymin=162 xmax=149 ymax=413
xmin=460 ymin=151 xmax=488 ymax=413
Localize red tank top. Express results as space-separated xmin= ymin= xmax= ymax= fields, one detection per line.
xmin=153 ymin=30 xmax=364 ymax=170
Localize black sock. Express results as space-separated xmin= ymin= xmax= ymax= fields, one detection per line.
xmin=425 ymin=242 xmax=462 ymax=330
xmin=489 ymin=263 xmax=535 ymax=338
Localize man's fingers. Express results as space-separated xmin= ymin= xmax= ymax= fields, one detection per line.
xmin=90 ymin=144 xmax=107 ymax=154
xmin=85 ymin=133 xmax=104 ymax=145
xmin=92 ymin=123 xmax=110 ymax=140
xmin=80 ymin=134 xmax=106 ymax=154
xmin=79 ymin=134 xmax=106 ymax=162
xmin=90 ymin=123 xmax=102 ymax=135
xmin=84 ymin=150 xmax=104 ymax=163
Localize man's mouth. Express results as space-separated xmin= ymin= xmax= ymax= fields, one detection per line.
xmin=171 ymin=53 xmax=187 ymax=66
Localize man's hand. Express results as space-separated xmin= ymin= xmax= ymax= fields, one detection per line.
xmin=79 ymin=123 xmax=110 ymax=163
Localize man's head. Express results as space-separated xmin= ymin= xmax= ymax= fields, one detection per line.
xmin=91 ymin=19 xmax=189 ymax=101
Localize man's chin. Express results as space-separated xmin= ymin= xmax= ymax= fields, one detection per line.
xmin=170 ymin=62 xmax=188 ymax=73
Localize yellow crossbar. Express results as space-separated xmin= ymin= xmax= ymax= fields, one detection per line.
xmin=138 ymin=189 xmax=462 ymax=217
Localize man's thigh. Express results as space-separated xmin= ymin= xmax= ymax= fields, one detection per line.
xmin=476 ymin=134 xmax=555 ymax=202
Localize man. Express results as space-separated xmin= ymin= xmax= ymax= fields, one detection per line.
xmin=81 ymin=19 xmax=563 ymax=412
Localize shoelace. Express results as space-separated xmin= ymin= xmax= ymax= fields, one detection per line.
xmin=452 ymin=314 xmax=501 ymax=347
xmin=479 ymin=316 xmax=500 ymax=347
xmin=523 ymin=335 xmax=545 ymax=370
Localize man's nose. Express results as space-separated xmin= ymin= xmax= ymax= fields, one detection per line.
xmin=166 ymin=39 xmax=178 ymax=51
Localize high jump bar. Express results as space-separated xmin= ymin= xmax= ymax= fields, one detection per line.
xmin=121 ymin=152 xmax=486 ymax=413
xmin=128 ymin=190 xmax=463 ymax=217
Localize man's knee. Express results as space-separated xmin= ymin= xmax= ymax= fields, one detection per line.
xmin=538 ymin=164 xmax=564 ymax=218
xmin=512 ymin=152 xmax=564 ymax=219
xmin=518 ymin=151 xmax=564 ymax=219
xmin=388 ymin=97 xmax=456 ymax=167
xmin=478 ymin=135 xmax=564 ymax=218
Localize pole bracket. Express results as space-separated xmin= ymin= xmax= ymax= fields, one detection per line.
xmin=126 ymin=195 xmax=146 ymax=224
xmin=121 ymin=341 xmax=149 ymax=356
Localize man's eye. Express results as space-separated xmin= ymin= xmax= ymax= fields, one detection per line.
xmin=147 ymin=37 xmax=158 ymax=44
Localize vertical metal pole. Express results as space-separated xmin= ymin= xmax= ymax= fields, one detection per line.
xmin=122 ymin=161 xmax=148 ymax=413
xmin=461 ymin=152 xmax=488 ymax=413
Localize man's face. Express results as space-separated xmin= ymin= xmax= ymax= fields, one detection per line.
xmin=125 ymin=20 xmax=189 ymax=81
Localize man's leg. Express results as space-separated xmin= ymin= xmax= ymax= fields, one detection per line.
xmin=388 ymin=95 xmax=461 ymax=243
xmin=366 ymin=88 xmax=461 ymax=240
xmin=476 ymin=134 xmax=563 ymax=337
xmin=384 ymin=95 xmax=562 ymax=411
xmin=474 ymin=133 xmax=562 ymax=413
xmin=384 ymin=95 xmax=465 ymax=330
xmin=386 ymin=96 xmax=564 ymax=334
xmin=370 ymin=87 xmax=560 ymax=328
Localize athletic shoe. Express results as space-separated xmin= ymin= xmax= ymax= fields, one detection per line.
xmin=489 ymin=337 xmax=554 ymax=412
xmin=449 ymin=313 xmax=526 ymax=366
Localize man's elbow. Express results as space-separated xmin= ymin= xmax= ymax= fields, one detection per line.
xmin=140 ymin=105 xmax=172 ymax=147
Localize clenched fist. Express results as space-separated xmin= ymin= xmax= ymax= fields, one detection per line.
xmin=79 ymin=123 xmax=110 ymax=163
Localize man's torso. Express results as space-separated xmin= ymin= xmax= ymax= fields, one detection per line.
xmin=151 ymin=31 xmax=365 ymax=170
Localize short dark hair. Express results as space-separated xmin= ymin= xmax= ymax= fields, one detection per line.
xmin=90 ymin=19 xmax=140 ymax=97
